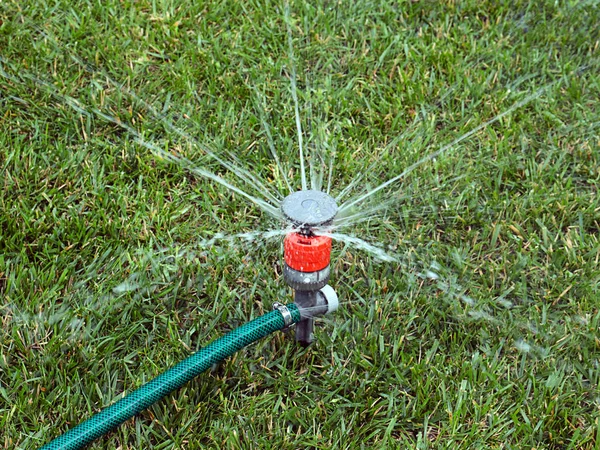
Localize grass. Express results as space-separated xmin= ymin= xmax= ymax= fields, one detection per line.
xmin=1 ymin=0 xmax=599 ymax=448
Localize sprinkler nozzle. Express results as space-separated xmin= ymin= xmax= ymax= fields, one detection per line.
xmin=284 ymin=233 xmax=332 ymax=273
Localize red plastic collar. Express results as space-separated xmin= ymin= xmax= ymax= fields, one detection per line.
xmin=284 ymin=233 xmax=332 ymax=272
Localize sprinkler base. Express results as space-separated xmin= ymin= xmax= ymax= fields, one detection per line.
xmin=293 ymin=285 xmax=339 ymax=346
xmin=294 ymin=290 xmax=318 ymax=346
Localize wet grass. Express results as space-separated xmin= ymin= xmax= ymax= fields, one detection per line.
xmin=1 ymin=0 xmax=599 ymax=448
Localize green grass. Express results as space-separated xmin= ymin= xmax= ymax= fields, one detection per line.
xmin=1 ymin=0 xmax=599 ymax=448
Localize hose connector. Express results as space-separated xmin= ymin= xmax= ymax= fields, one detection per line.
xmin=272 ymin=302 xmax=293 ymax=331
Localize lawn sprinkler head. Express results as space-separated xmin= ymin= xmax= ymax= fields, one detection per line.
xmin=281 ymin=189 xmax=338 ymax=235
xmin=281 ymin=190 xmax=338 ymax=346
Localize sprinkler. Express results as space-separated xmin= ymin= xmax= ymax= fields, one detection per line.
xmin=281 ymin=190 xmax=339 ymax=346
xmin=39 ymin=190 xmax=342 ymax=450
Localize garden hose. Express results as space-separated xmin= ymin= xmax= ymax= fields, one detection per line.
xmin=40 ymin=303 xmax=301 ymax=450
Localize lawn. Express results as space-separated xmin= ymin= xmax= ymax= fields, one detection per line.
xmin=1 ymin=0 xmax=599 ymax=448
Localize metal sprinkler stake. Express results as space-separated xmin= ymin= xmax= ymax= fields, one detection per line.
xmin=281 ymin=190 xmax=338 ymax=346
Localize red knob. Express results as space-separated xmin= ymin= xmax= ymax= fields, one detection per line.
xmin=284 ymin=233 xmax=332 ymax=272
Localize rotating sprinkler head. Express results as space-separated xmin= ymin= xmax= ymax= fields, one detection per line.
xmin=281 ymin=190 xmax=338 ymax=346
xmin=281 ymin=189 xmax=338 ymax=235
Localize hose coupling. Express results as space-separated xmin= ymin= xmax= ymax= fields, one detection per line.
xmin=272 ymin=302 xmax=293 ymax=330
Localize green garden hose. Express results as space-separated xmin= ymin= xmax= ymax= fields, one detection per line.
xmin=40 ymin=304 xmax=301 ymax=450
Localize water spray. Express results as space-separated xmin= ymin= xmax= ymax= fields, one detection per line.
xmin=281 ymin=190 xmax=339 ymax=346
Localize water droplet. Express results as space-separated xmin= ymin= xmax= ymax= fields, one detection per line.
xmin=461 ymin=295 xmax=475 ymax=306
xmin=515 ymin=339 xmax=532 ymax=353
xmin=113 ymin=281 xmax=140 ymax=294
